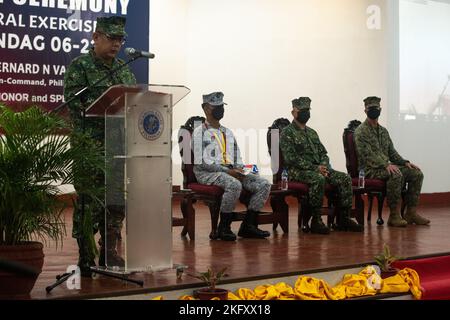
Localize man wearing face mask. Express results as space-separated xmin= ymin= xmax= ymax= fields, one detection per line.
xmin=192 ymin=92 xmax=272 ymax=241
xmin=354 ymin=97 xmax=430 ymax=227
xmin=280 ymin=97 xmax=363 ymax=234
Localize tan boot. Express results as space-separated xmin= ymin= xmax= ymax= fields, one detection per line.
xmin=387 ymin=205 xmax=408 ymax=228
xmin=404 ymin=207 xmax=430 ymax=225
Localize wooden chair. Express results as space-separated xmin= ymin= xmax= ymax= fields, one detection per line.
xmin=172 ymin=186 xmax=195 ymax=240
xmin=343 ymin=120 xmax=406 ymax=225
xmin=178 ymin=116 xmax=290 ymax=239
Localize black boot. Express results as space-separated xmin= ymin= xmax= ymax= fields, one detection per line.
xmin=238 ymin=210 xmax=270 ymax=239
xmin=77 ymin=238 xmax=95 ymax=277
xmin=217 ymin=212 xmax=237 ymax=241
xmin=99 ymin=229 xmax=125 ymax=268
xmin=310 ymin=215 xmax=331 ymax=235
xmin=334 ymin=209 xmax=364 ymax=232
xmin=248 ymin=210 xmax=270 ymax=238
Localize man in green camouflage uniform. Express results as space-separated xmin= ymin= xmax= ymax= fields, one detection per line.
xmin=354 ymin=97 xmax=430 ymax=228
xmin=64 ymin=16 xmax=137 ymax=275
xmin=280 ymin=97 xmax=363 ymax=234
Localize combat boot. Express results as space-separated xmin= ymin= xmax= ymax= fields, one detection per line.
xmin=404 ymin=207 xmax=430 ymax=225
xmin=99 ymin=229 xmax=125 ymax=268
xmin=217 ymin=212 xmax=237 ymax=241
xmin=310 ymin=214 xmax=330 ymax=235
xmin=77 ymin=238 xmax=95 ymax=277
xmin=238 ymin=210 xmax=270 ymax=239
xmin=334 ymin=208 xmax=364 ymax=232
xmin=248 ymin=210 xmax=271 ymax=238
xmin=387 ymin=205 xmax=408 ymax=228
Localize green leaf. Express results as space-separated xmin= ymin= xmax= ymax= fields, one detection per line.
xmin=0 ymin=106 xmax=105 ymax=246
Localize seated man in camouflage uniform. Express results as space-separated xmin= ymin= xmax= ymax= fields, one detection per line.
xmin=280 ymin=97 xmax=363 ymax=234
xmin=354 ymin=97 xmax=430 ymax=227
xmin=64 ymin=16 xmax=136 ymax=275
xmin=192 ymin=92 xmax=271 ymax=241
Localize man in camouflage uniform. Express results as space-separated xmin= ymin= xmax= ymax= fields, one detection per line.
xmin=193 ymin=92 xmax=271 ymax=241
xmin=354 ymin=97 xmax=430 ymax=227
xmin=280 ymin=97 xmax=363 ymax=234
xmin=64 ymin=16 xmax=136 ymax=275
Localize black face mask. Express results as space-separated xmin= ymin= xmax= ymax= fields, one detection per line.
xmin=211 ymin=105 xmax=224 ymax=121
xmin=367 ymin=108 xmax=381 ymax=120
xmin=296 ymin=111 xmax=311 ymax=124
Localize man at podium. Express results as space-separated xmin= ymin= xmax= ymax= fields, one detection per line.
xmin=64 ymin=16 xmax=136 ymax=276
xmin=193 ymin=92 xmax=272 ymax=241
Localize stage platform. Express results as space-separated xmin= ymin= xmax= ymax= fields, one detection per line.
xmin=30 ymin=202 xmax=449 ymax=300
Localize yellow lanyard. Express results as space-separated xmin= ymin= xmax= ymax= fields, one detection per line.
xmin=212 ymin=130 xmax=230 ymax=165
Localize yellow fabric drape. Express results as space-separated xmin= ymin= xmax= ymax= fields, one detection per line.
xmin=153 ymin=267 xmax=422 ymax=301
xmin=254 ymin=284 xmax=281 ymax=300
xmin=400 ymin=268 xmax=423 ymax=300
xmin=179 ymin=295 xmax=197 ymax=300
xmin=380 ymin=268 xmax=422 ymax=300
xmin=293 ymin=277 xmax=336 ymax=300
xmin=233 ymin=288 xmax=257 ymax=300
xmin=333 ymin=274 xmax=378 ymax=299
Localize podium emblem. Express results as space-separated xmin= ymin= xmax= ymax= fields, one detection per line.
xmin=139 ymin=110 xmax=164 ymax=141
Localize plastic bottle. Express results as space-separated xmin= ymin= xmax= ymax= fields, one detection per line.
xmin=358 ymin=168 xmax=365 ymax=189
xmin=281 ymin=169 xmax=289 ymax=190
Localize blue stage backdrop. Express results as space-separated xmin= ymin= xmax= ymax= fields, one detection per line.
xmin=0 ymin=0 xmax=149 ymax=111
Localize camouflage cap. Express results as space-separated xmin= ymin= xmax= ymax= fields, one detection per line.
xmin=364 ymin=96 xmax=381 ymax=108
xmin=202 ymin=92 xmax=228 ymax=106
xmin=96 ymin=16 xmax=127 ymax=37
xmin=292 ymin=97 xmax=311 ymax=110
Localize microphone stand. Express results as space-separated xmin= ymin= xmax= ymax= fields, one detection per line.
xmin=51 ymin=56 xmax=139 ymax=115
xmin=48 ymin=55 xmax=144 ymax=294
xmin=46 ymin=271 xmax=76 ymax=293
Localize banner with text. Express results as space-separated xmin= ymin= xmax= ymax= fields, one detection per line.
xmin=0 ymin=0 xmax=149 ymax=111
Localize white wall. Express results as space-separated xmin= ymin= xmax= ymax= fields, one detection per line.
xmin=399 ymin=0 xmax=450 ymax=115
xmin=385 ymin=0 xmax=450 ymax=193
xmin=151 ymin=0 xmax=390 ymax=187
xmin=150 ymin=0 xmax=450 ymax=194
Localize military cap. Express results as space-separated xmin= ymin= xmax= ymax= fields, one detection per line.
xmin=292 ymin=97 xmax=311 ymax=110
xmin=202 ymin=92 xmax=227 ymax=106
xmin=364 ymin=96 xmax=381 ymax=108
xmin=96 ymin=16 xmax=127 ymax=37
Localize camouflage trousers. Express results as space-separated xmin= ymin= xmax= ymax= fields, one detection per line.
xmin=202 ymin=172 xmax=271 ymax=213
xmin=367 ymin=166 xmax=424 ymax=209
xmin=72 ymin=172 xmax=125 ymax=240
xmin=71 ymin=125 xmax=125 ymax=241
xmin=291 ymin=169 xmax=353 ymax=213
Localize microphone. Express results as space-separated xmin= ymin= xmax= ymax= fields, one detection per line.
xmin=125 ymin=47 xmax=155 ymax=59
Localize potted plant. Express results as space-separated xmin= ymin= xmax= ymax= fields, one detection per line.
xmin=374 ymin=244 xmax=402 ymax=279
xmin=0 ymin=105 xmax=103 ymax=299
xmin=190 ymin=267 xmax=229 ymax=300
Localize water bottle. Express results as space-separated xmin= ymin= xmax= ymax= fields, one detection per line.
xmin=281 ymin=169 xmax=289 ymax=190
xmin=358 ymin=168 xmax=365 ymax=189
